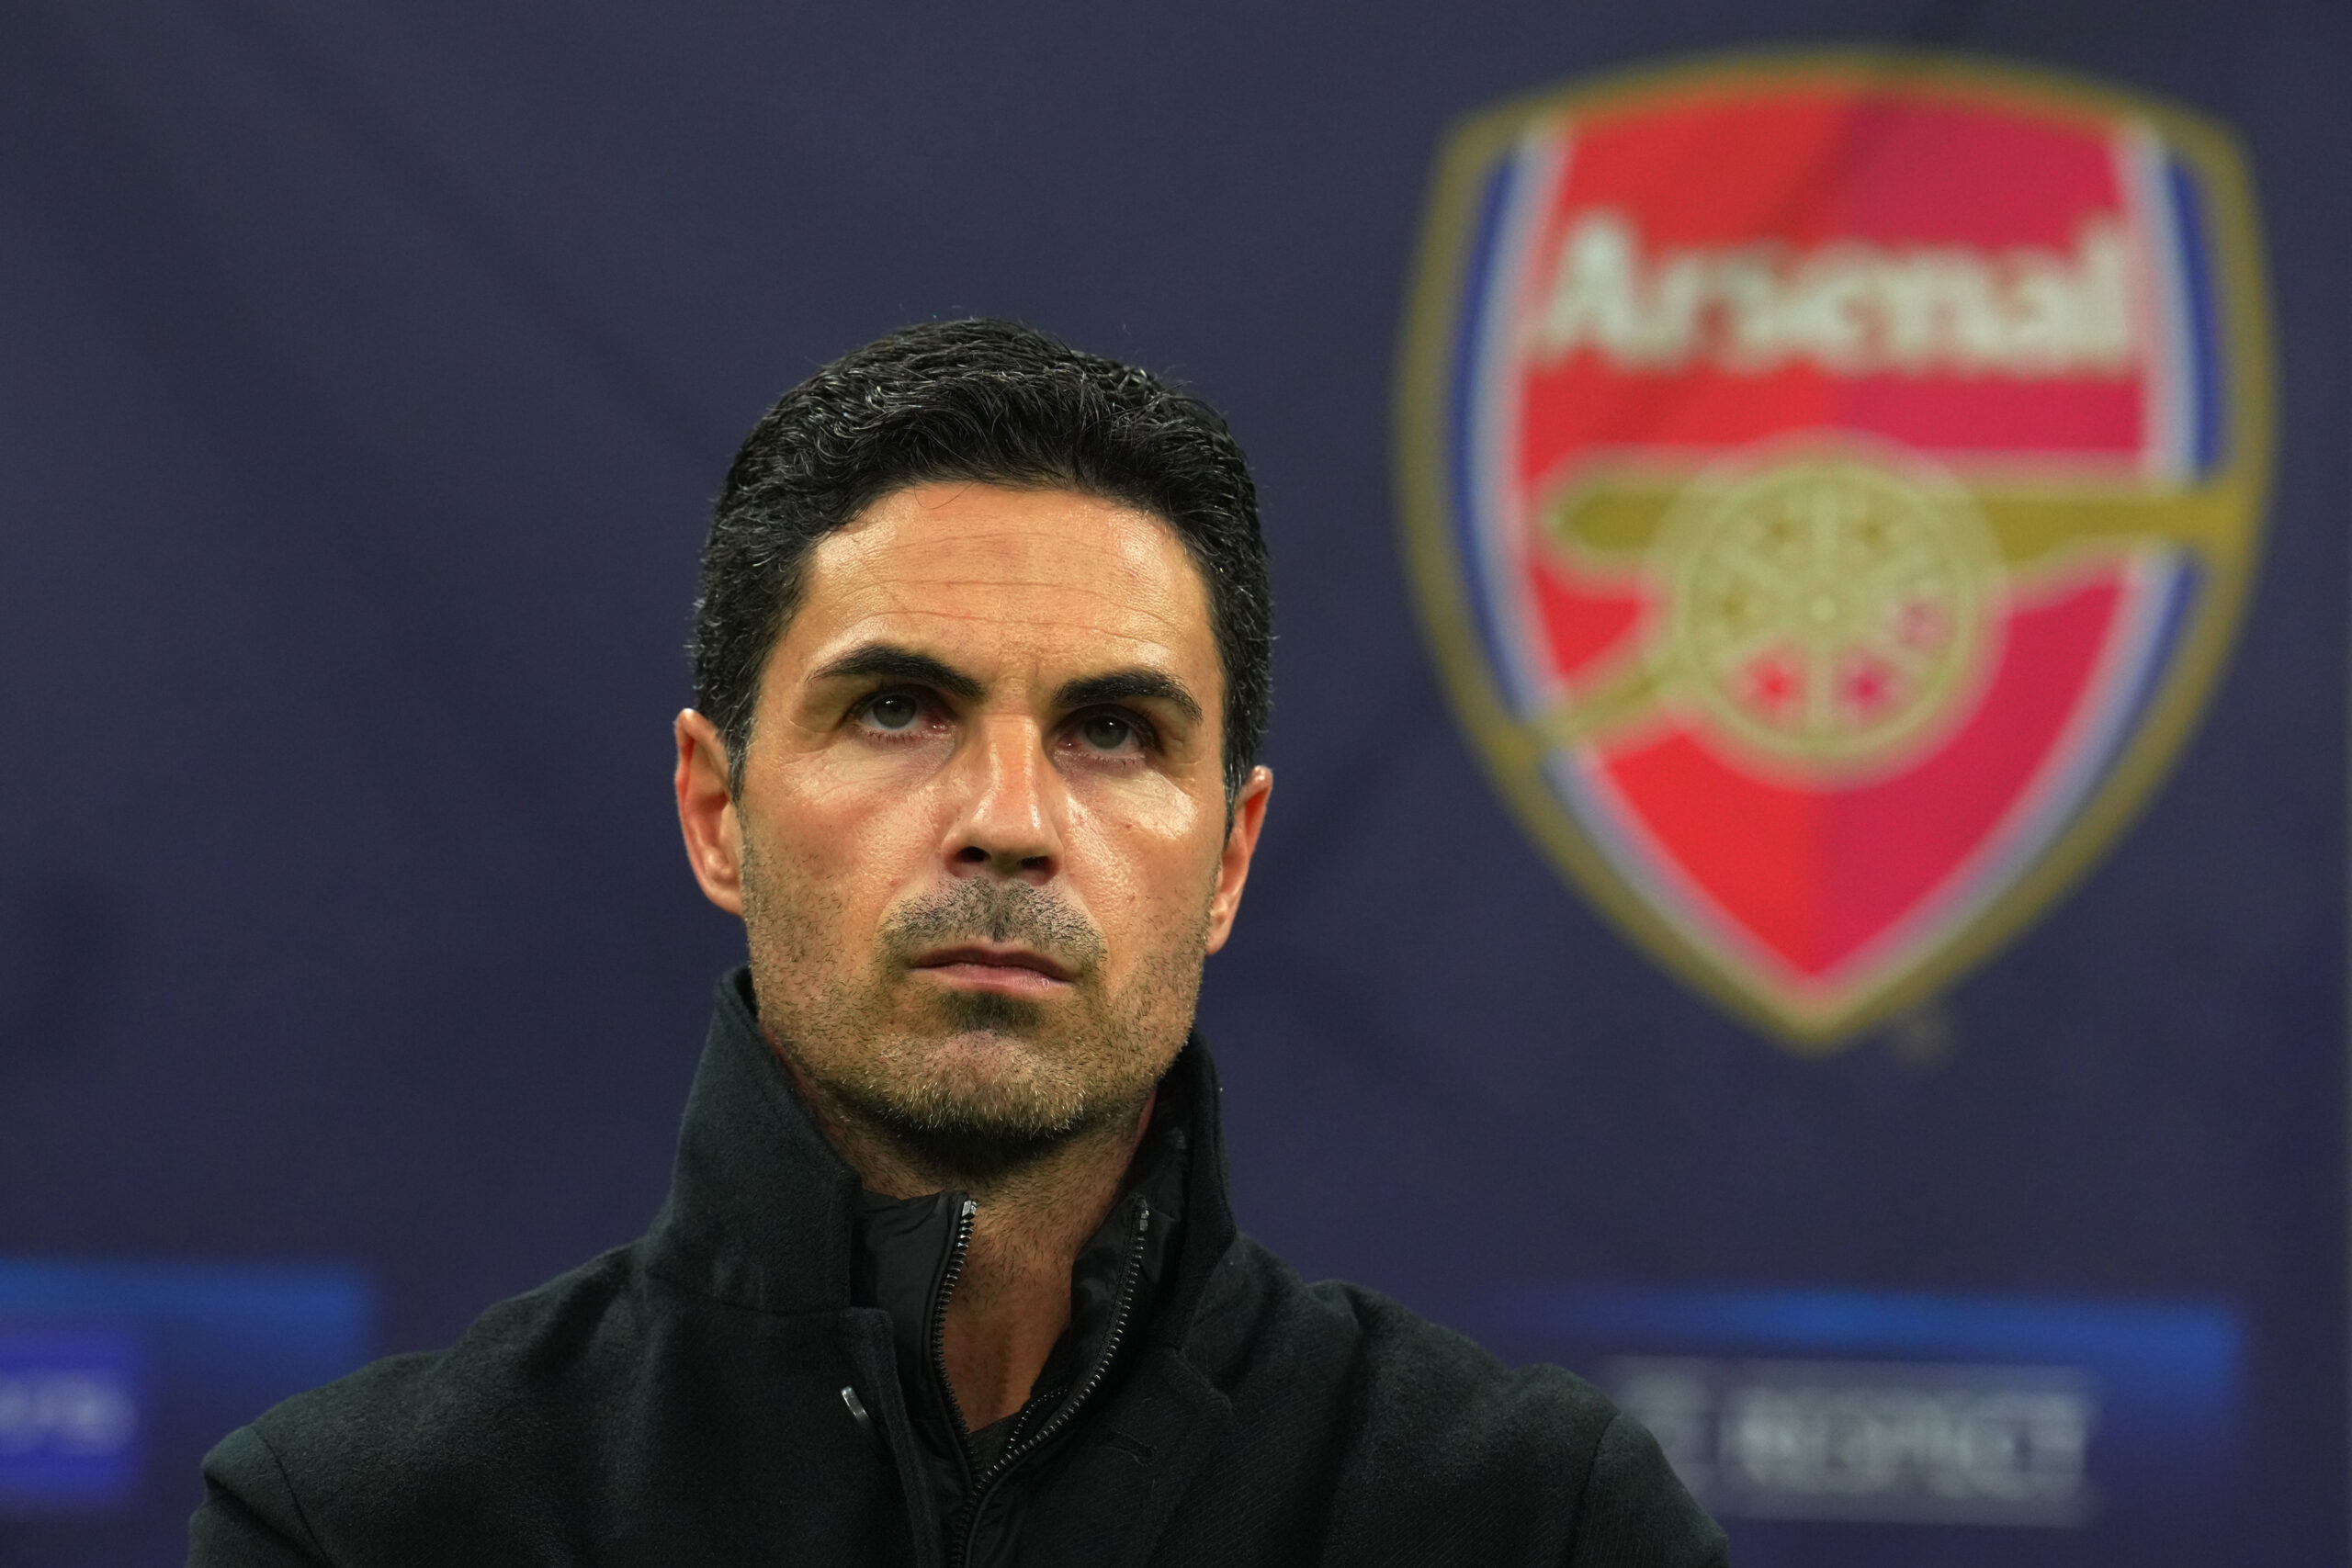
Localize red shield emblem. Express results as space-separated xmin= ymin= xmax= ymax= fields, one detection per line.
xmin=1396 ymin=54 xmax=2271 ymax=1045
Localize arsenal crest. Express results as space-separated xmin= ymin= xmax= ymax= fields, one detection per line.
xmin=1396 ymin=52 xmax=2272 ymax=1046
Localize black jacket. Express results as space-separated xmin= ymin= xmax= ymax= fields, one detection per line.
xmin=189 ymin=971 xmax=1729 ymax=1566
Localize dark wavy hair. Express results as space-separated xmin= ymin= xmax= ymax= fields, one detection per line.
xmin=690 ymin=319 xmax=1272 ymax=799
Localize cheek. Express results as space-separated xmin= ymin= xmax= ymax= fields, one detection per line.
xmin=793 ymin=734 xmax=951 ymax=804
xmin=1064 ymin=779 xmax=1224 ymax=929
xmin=752 ymin=753 xmax=943 ymax=900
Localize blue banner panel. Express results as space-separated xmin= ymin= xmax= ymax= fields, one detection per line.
xmin=1473 ymin=1287 xmax=2242 ymax=1565
xmin=0 ymin=1327 xmax=142 ymax=1513
xmin=0 ymin=1263 xmax=368 ymax=1567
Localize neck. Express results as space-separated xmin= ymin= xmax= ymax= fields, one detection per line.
xmin=769 ymin=1043 xmax=1155 ymax=1430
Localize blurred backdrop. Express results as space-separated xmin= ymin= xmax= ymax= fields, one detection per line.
xmin=1 ymin=3 xmax=2345 ymax=1564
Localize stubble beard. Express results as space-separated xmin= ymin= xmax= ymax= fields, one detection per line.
xmin=741 ymin=842 xmax=1210 ymax=1185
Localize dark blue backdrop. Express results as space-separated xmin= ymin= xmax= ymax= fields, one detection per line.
xmin=1 ymin=3 xmax=2344 ymax=1563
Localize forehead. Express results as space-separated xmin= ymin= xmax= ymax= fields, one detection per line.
xmin=781 ymin=480 xmax=1216 ymax=679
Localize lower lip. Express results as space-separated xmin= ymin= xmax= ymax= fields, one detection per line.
xmin=915 ymin=962 xmax=1071 ymax=997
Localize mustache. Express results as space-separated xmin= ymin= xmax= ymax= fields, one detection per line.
xmin=880 ymin=879 xmax=1106 ymax=976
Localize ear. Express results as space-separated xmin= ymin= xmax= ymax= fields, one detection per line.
xmin=1204 ymin=765 xmax=1273 ymax=955
xmin=674 ymin=709 xmax=745 ymax=915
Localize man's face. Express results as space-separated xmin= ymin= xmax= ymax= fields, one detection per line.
xmin=675 ymin=481 xmax=1271 ymax=1157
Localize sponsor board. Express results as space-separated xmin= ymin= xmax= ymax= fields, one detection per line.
xmin=1605 ymin=1356 xmax=2101 ymax=1527
xmin=1470 ymin=1286 xmax=2241 ymax=1552
xmin=0 ymin=1262 xmax=367 ymax=1546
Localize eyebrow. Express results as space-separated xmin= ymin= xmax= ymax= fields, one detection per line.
xmin=809 ymin=643 xmax=984 ymax=702
xmin=811 ymin=642 xmax=1204 ymax=726
xmin=1056 ymin=669 xmax=1204 ymax=725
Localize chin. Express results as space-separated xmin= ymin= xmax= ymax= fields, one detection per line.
xmin=933 ymin=988 xmax=1052 ymax=1035
xmin=786 ymin=983 xmax=1175 ymax=1151
xmin=899 ymin=1037 xmax=1083 ymax=1130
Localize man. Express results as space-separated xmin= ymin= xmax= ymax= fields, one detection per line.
xmin=189 ymin=321 xmax=1728 ymax=1566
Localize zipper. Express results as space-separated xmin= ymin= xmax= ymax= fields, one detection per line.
xmin=929 ymin=1197 xmax=980 ymax=1479
xmin=948 ymin=1194 xmax=1153 ymax=1568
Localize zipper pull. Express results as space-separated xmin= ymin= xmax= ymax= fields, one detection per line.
xmin=839 ymin=1384 xmax=886 ymax=1455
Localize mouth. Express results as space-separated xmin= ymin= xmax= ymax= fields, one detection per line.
xmin=908 ymin=944 xmax=1077 ymax=997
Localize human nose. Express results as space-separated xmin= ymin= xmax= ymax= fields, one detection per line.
xmin=945 ymin=715 xmax=1062 ymax=883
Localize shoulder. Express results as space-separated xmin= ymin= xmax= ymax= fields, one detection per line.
xmin=1177 ymin=1237 xmax=1726 ymax=1566
xmin=194 ymin=1247 xmax=647 ymax=1565
xmin=253 ymin=1243 xmax=643 ymax=1470
xmin=1194 ymin=1236 xmax=1614 ymax=1447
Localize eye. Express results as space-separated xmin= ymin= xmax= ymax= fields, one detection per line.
xmin=860 ymin=692 xmax=923 ymax=732
xmin=1074 ymin=711 xmax=1145 ymax=753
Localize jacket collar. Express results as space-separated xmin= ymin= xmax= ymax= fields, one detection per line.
xmin=644 ymin=967 xmax=1240 ymax=1337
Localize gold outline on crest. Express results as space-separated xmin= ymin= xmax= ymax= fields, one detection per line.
xmin=1391 ymin=48 xmax=2275 ymax=1050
